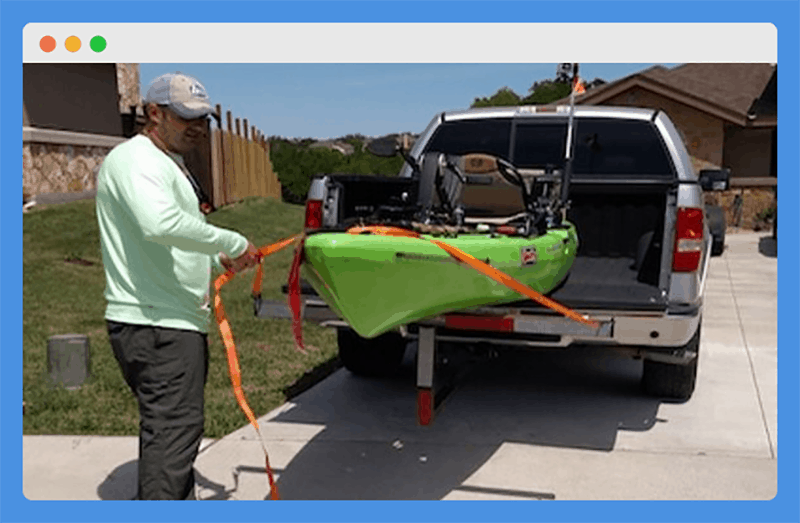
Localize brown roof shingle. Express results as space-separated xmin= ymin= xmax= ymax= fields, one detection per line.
xmin=550 ymin=63 xmax=776 ymax=122
xmin=643 ymin=63 xmax=775 ymax=117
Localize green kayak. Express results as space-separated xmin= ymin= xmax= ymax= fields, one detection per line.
xmin=301 ymin=223 xmax=579 ymax=338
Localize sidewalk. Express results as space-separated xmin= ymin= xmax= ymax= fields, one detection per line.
xmin=21 ymin=232 xmax=778 ymax=500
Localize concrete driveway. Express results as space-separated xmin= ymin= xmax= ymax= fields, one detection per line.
xmin=192 ymin=232 xmax=778 ymax=501
xmin=22 ymin=232 xmax=778 ymax=501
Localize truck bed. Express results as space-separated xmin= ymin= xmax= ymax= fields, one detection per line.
xmin=496 ymin=182 xmax=669 ymax=312
xmin=291 ymin=254 xmax=665 ymax=312
xmin=504 ymin=256 xmax=666 ymax=312
xmin=301 ymin=175 xmax=670 ymax=314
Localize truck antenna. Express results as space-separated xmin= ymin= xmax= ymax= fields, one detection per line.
xmin=560 ymin=63 xmax=581 ymax=220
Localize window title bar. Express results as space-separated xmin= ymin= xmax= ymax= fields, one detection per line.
xmin=23 ymin=23 xmax=777 ymax=64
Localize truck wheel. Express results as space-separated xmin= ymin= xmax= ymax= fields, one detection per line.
xmin=706 ymin=206 xmax=726 ymax=256
xmin=337 ymin=327 xmax=406 ymax=377
xmin=641 ymin=324 xmax=700 ymax=401
xmin=711 ymin=236 xmax=725 ymax=256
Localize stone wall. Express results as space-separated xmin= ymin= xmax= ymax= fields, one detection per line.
xmin=23 ymin=142 xmax=113 ymax=197
xmin=116 ymin=64 xmax=141 ymax=113
xmin=22 ymin=63 xmax=139 ymax=200
xmin=705 ymin=188 xmax=776 ymax=230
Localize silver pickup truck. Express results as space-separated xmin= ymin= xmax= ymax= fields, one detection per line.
xmin=299 ymin=105 xmax=729 ymax=413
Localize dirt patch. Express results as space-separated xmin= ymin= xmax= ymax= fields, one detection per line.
xmin=64 ymin=257 xmax=94 ymax=266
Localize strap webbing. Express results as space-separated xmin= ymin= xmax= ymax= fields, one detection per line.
xmin=213 ymin=234 xmax=301 ymax=501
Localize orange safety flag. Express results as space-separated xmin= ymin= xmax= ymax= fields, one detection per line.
xmin=213 ymin=233 xmax=302 ymax=501
xmin=572 ymin=75 xmax=586 ymax=95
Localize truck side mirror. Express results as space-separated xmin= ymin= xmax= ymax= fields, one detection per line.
xmin=699 ymin=169 xmax=731 ymax=191
xmin=366 ymin=136 xmax=400 ymax=157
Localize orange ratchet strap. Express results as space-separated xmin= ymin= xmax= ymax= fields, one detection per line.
xmin=428 ymin=238 xmax=598 ymax=328
xmin=213 ymin=233 xmax=301 ymax=501
xmin=347 ymin=225 xmax=421 ymax=237
xmin=286 ymin=236 xmax=307 ymax=353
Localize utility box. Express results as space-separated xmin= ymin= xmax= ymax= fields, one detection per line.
xmin=47 ymin=334 xmax=90 ymax=389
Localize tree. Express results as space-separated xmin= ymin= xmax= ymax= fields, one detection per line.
xmin=471 ymin=64 xmax=607 ymax=109
xmin=471 ymin=87 xmax=522 ymax=108
xmin=270 ymin=137 xmax=404 ymax=204
xmin=520 ymin=79 xmax=572 ymax=105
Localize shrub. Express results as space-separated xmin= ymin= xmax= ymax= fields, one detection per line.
xmin=270 ymin=138 xmax=405 ymax=204
xmin=755 ymin=206 xmax=776 ymax=222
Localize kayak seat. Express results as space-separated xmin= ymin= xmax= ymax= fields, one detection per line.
xmin=417 ymin=152 xmax=466 ymax=215
xmin=424 ymin=152 xmax=531 ymax=223
xmin=458 ymin=154 xmax=536 ymax=220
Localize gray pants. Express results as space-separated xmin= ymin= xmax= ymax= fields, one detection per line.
xmin=107 ymin=321 xmax=209 ymax=500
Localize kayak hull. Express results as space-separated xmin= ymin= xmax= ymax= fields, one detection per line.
xmin=301 ymin=224 xmax=578 ymax=338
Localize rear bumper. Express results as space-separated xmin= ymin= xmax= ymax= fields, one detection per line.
xmin=282 ymin=295 xmax=701 ymax=364
xmin=401 ymin=306 xmax=700 ymax=349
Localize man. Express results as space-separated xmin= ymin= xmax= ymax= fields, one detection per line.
xmin=96 ymin=73 xmax=258 ymax=500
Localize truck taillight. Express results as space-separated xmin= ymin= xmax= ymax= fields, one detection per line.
xmin=445 ymin=314 xmax=514 ymax=332
xmin=672 ymin=207 xmax=704 ymax=272
xmin=305 ymin=199 xmax=322 ymax=230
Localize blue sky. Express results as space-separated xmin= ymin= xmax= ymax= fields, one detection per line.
xmin=140 ymin=63 xmax=676 ymax=140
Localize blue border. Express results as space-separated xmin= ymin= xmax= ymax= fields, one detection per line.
xmin=3 ymin=1 xmax=798 ymax=522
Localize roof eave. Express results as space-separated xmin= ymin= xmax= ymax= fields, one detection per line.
xmin=577 ymin=75 xmax=771 ymax=128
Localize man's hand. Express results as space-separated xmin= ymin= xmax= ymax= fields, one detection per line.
xmin=220 ymin=242 xmax=260 ymax=273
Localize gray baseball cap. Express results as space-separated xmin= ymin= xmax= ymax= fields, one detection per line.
xmin=144 ymin=73 xmax=214 ymax=119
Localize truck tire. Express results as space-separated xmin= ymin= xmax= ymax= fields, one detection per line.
xmin=706 ymin=206 xmax=726 ymax=256
xmin=772 ymin=214 xmax=777 ymax=240
xmin=711 ymin=236 xmax=725 ymax=257
xmin=641 ymin=324 xmax=700 ymax=401
xmin=337 ymin=327 xmax=406 ymax=377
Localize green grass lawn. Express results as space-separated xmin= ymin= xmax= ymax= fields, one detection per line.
xmin=23 ymin=197 xmax=337 ymax=438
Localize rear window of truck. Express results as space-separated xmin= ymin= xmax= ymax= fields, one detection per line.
xmin=425 ymin=118 xmax=513 ymax=159
xmin=426 ymin=117 xmax=674 ymax=178
xmin=568 ymin=119 xmax=675 ymax=178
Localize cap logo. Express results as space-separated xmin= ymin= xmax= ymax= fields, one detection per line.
xmin=189 ymin=82 xmax=207 ymax=99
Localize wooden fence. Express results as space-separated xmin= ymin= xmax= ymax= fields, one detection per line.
xmin=132 ymin=104 xmax=279 ymax=209
xmin=208 ymin=104 xmax=280 ymax=207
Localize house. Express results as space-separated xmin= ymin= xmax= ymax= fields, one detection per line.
xmin=23 ymin=63 xmax=280 ymax=208
xmin=309 ymin=140 xmax=356 ymax=156
xmin=553 ymin=63 xmax=777 ymax=228
xmin=23 ymin=63 xmax=140 ymax=198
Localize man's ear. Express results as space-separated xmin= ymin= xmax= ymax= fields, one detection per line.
xmin=144 ymin=103 xmax=163 ymax=125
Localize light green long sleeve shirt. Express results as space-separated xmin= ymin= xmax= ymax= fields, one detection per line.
xmin=96 ymin=134 xmax=249 ymax=333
